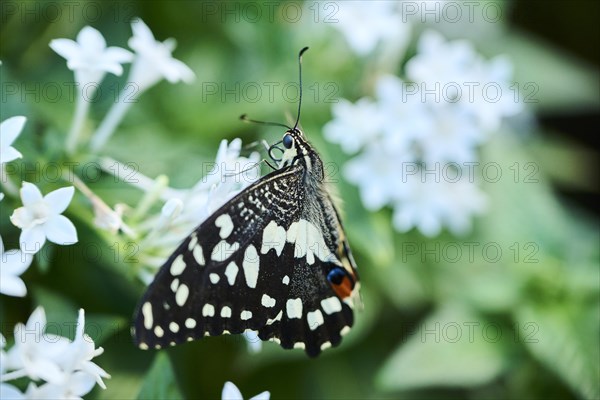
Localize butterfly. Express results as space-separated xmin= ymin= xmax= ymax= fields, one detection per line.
xmin=132 ymin=47 xmax=360 ymax=357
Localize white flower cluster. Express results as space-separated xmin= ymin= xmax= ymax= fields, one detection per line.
xmin=325 ymin=30 xmax=523 ymax=236
xmin=0 ymin=307 xmax=109 ymax=399
xmin=329 ymin=1 xmax=410 ymax=56
xmin=1 ymin=117 xmax=78 ymax=297
xmin=49 ymin=19 xmax=195 ymax=154
xmin=100 ymin=138 xmax=260 ymax=285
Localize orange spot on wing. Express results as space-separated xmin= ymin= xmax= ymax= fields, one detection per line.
xmin=332 ymin=276 xmax=353 ymax=299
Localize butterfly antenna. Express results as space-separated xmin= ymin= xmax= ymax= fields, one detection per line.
xmin=293 ymin=46 xmax=309 ymax=131
xmin=239 ymin=114 xmax=292 ymax=130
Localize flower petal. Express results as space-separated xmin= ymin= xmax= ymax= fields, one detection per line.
xmin=44 ymin=186 xmax=75 ymax=214
xmin=19 ymin=226 xmax=46 ymax=253
xmin=105 ymin=46 xmax=134 ymax=63
xmin=77 ymin=26 xmax=107 ymax=51
xmin=0 ymin=146 xmax=22 ymax=164
xmin=2 ymin=249 xmax=33 ymax=275
xmin=49 ymin=38 xmax=80 ymax=60
xmin=131 ymin=18 xmax=155 ymax=43
xmin=20 ymin=182 xmax=43 ymax=206
xmin=25 ymin=306 xmax=47 ymax=331
xmin=68 ymin=371 xmax=97 ymax=396
xmin=249 ymin=391 xmax=271 ymax=400
xmin=222 ymin=382 xmax=243 ymax=400
xmin=0 ymin=274 xmax=27 ymax=297
xmin=44 ymin=215 xmax=78 ymax=245
xmin=0 ymin=383 xmax=25 ymax=400
xmin=0 ymin=116 xmax=26 ymax=147
xmin=162 ymin=58 xmax=195 ymax=83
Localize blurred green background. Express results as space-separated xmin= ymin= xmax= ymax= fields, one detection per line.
xmin=1 ymin=1 xmax=598 ymax=399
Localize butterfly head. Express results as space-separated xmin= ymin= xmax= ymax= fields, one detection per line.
xmin=278 ymin=128 xmax=323 ymax=179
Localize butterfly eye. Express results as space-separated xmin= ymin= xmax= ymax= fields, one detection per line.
xmin=282 ymin=133 xmax=294 ymax=149
xmin=327 ymin=267 xmax=346 ymax=285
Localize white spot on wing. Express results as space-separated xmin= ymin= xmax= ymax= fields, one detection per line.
xmin=215 ymin=214 xmax=234 ymax=238
xmin=286 ymin=298 xmax=303 ymax=319
xmin=282 ymin=275 xmax=290 ymax=285
xmin=170 ymin=254 xmax=186 ymax=275
xmin=286 ymin=219 xmax=334 ymax=265
xmin=209 ymin=273 xmax=220 ymax=284
xmin=139 ymin=343 xmax=149 ymax=350
xmin=154 ymin=326 xmax=164 ymax=337
xmin=202 ymin=304 xmax=215 ymax=317
xmin=170 ymin=278 xmax=179 ymax=293
xmin=266 ymin=310 xmax=283 ymax=325
xmin=242 ymin=244 xmax=260 ymax=288
xmin=193 ymin=245 xmax=205 ymax=266
xmin=293 ymin=342 xmax=305 ymax=349
xmin=321 ymin=296 xmax=342 ymax=315
xmin=211 ymin=241 xmax=239 ymax=262
xmin=261 ymin=294 xmax=276 ymax=308
xmin=320 ymin=341 xmax=332 ymax=351
xmin=169 ymin=322 xmax=179 ymax=333
xmin=185 ymin=318 xmax=196 ymax=329
xmin=175 ymin=284 xmax=189 ymax=306
xmin=307 ymin=309 xmax=324 ymax=331
xmin=340 ymin=326 xmax=351 ymax=336
xmin=220 ymin=306 xmax=232 ymax=318
xmin=261 ymin=220 xmax=286 ymax=256
xmin=142 ymin=302 xmax=153 ymax=329
xmin=188 ymin=234 xmax=198 ymax=251
xmin=241 ymin=310 xmax=253 ymax=320
xmin=225 ymin=261 xmax=239 ymax=285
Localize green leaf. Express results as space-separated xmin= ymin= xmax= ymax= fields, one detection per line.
xmin=516 ymin=303 xmax=600 ymax=400
xmin=137 ymin=353 xmax=183 ymax=400
xmin=31 ymin=286 xmax=77 ymax=338
xmin=476 ymin=29 xmax=599 ymax=112
xmin=35 ymin=242 xmax=54 ymax=274
xmin=376 ymin=304 xmax=510 ymax=391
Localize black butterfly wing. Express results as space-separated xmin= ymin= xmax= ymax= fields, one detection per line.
xmin=257 ymin=191 xmax=359 ymax=357
xmin=133 ymin=163 xmax=359 ymax=357
xmin=133 ymin=166 xmax=303 ymax=349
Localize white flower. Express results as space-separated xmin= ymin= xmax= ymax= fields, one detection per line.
xmin=406 ymin=30 xmax=477 ymax=89
xmin=57 ymin=309 xmax=110 ymax=390
xmin=418 ymin=106 xmax=482 ymax=164
xmin=125 ymin=139 xmax=259 ymax=283
xmin=221 ymin=381 xmax=270 ymax=400
xmin=458 ymin=54 xmax=523 ymax=131
xmin=183 ymin=138 xmax=260 ymax=226
xmin=375 ymin=75 xmax=434 ymax=151
xmin=343 ymin=142 xmax=414 ymax=212
xmin=392 ymin=172 xmax=487 ymax=237
xmin=50 ymin=26 xmax=133 ymax=86
xmin=89 ymin=19 xmax=195 ymax=152
xmin=323 ymin=98 xmax=385 ymax=154
xmin=10 ymin=182 xmax=78 ymax=254
xmin=5 ymin=307 xmax=71 ymax=384
xmin=0 ymin=116 xmax=26 ymax=164
xmin=128 ymin=18 xmax=195 ymax=92
xmin=332 ymin=2 xmax=410 ymax=55
xmin=0 ymin=383 xmax=24 ymax=400
xmin=406 ymin=30 xmax=521 ymax=130
xmin=0 ymin=235 xmax=33 ymax=297
xmin=2 ymin=308 xmax=110 ymax=398
xmin=1 ymin=333 xmax=7 ymax=375
xmin=25 ymin=372 xmax=96 ymax=400
xmin=323 ymin=30 xmax=523 ymax=237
